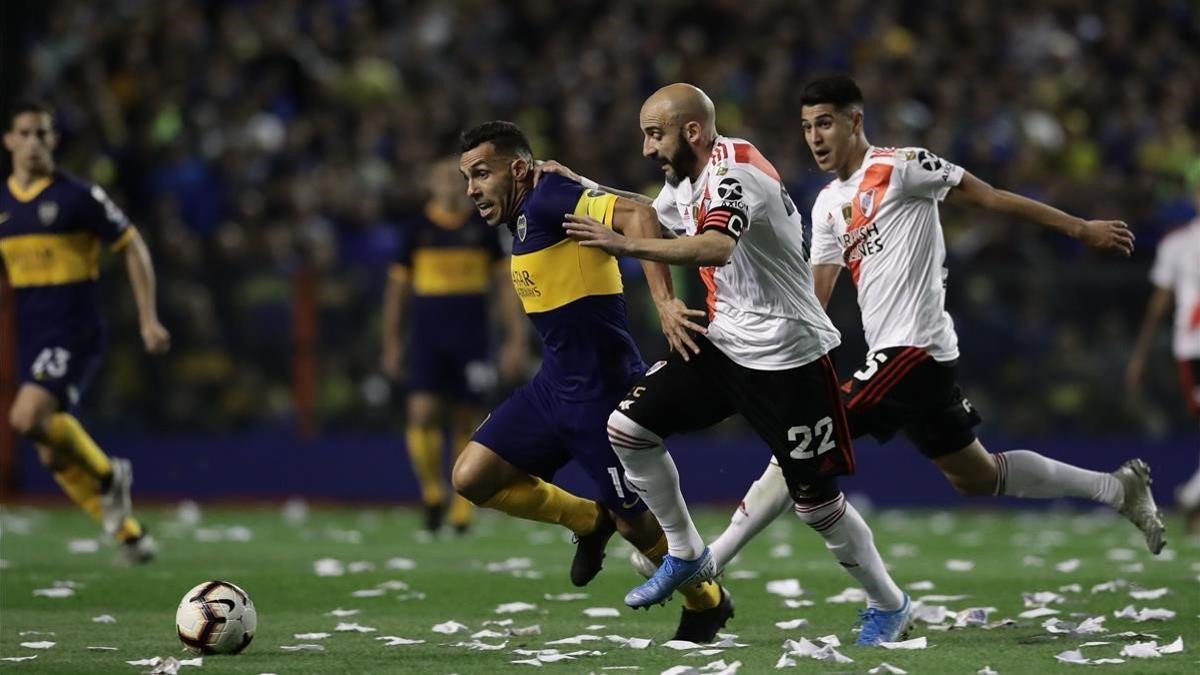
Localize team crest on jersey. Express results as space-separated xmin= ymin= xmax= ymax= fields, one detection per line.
xmin=516 ymin=214 xmax=527 ymax=241
xmin=38 ymin=201 xmax=58 ymax=226
xmin=858 ymin=189 xmax=877 ymax=218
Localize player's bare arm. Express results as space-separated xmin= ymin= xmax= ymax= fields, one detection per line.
xmin=948 ymin=172 xmax=1135 ymax=256
xmin=122 ymin=227 xmax=170 ymax=354
xmin=610 ymin=198 xmax=707 ymax=358
xmin=565 ymin=210 xmax=734 ymax=267
xmin=536 ymin=160 xmax=655 ymax=207
xmin=494 ymin=261 xmax=529 ymax=381
xmin=1125 ymin=286 xmax=1173 ymax=392
xmin=381 ymin=265 xmax=411 ymax=379
xmin=812 ymin=264 xmax=842 ymax=309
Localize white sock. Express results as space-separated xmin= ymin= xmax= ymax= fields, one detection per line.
xmin=710 ymin=458 xmax=793 ymax=570
xmin=794 ymin=492 xmax=904 ymax=611
xmin=995 ymin=450 xmax=1123 ymax=507
xmin=607 ymin=411 xmax=704 ymax=560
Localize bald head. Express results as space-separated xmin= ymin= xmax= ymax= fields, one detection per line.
xmin=641 ymin=83 xmax=716 ymax=138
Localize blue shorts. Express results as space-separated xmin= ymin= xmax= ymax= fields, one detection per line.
xmin=407 ymin=328 xmax=491 ymax=402
xmin=19 ymin=324 xmax=105 ymax=409
xmin=472 ymin=377 xmax=647 ymax=521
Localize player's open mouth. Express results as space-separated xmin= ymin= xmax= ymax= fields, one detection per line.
xmin=476 ymin=202 xmax=495 ymax=217
xmin=814 ymin=149 xmax=831 ymax=163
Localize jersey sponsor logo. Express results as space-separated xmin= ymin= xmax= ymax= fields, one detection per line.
xmin=516 ymin=214 xmax=528 ymax=241
xmin=510 ymin=268 xmax=541 ymax=299
xmin=716 ymin=177 xmax=743 ymax=202
xmin=38 ymin=201 xmax=58 ymax=226
xmin=840 ymin=221 xmax=884 ymax=262
xmin=916 ymin=150 xmax=943 ymax=172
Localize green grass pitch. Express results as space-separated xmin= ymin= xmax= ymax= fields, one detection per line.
xmin=1 ymin=504 xmax=1196 ymax=673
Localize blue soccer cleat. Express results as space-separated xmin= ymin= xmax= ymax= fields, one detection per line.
xmin=624 ymin=547 xmax=716 ymax=609
xmin=855 ymin=593 xmax=913 ymax=646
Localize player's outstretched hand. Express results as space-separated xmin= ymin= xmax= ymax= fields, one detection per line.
xmin=141 ymin=320 xmax=171 ymax=354
xmin=1078 ymin=220 xmax=1134 ymax=256
xmin=564 ymin=214 xmax=627 ymax=255
xmin=655 ymin=297 xmax=706 ymax=361
xmin=534 ymin=160 xmax=580 ymax=186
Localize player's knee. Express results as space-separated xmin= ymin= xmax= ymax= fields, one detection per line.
xmin=451 ymin=449 xmax=495 ymax=505
xmin=8 ymin=405 xmax=43 ymax=438
xmin=606 ymin=410 xmax=660 ymax=452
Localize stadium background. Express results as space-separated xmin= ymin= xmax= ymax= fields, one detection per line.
xmin=1 ymin=0 xmax=1197 ymax=505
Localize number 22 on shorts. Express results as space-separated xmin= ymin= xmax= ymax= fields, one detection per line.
xmin=788 ymin=416 xmax=836 ymax=459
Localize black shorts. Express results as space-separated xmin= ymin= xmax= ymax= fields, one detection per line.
xmin=841 ymin=346 xmax=982 ymax=458
xmin=615 ymin=335 xmax=855 ymax=497
xmin=1178 ymin=359 xmax=1200 ymax=418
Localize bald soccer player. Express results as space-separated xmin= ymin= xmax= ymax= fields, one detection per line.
xmin=550 ymin=83 xmax=913 ymax=645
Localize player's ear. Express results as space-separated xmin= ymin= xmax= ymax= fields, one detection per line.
xmin=684 ymin=120 xmax=702 ymax=145
xmin=850 ymin=108 xmax=864 ymax=136
xmin=510 ymin=156 xmax=530 ymax=181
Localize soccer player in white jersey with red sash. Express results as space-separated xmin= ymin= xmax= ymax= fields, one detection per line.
xmin=657 ymin=75 xmax=1166 ymax=581
xmin=1128 ymin=176 xmax=1200 ymax=535
xmin=557 ymin=83 xmax=913 ymax=645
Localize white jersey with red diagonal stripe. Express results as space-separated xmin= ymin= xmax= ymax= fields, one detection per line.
xmin=1150 ymin=217 xmax=1200 ymax=360
xmin=652 ymin=136 xmax=840 ymax=370
xmin=809 ymin=146 xmax=965 ymax=362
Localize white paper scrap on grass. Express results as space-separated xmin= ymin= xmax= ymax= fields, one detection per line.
xmin=68 ymin=538 xmax=100 ymax=554
xmin=976 ymin=667 xmax=998 ymax=674
xmin=376 ymin=580 xmax=409 ymax=591
xmin=1055 ymin=558 xmax=1081 ymax=573
xmin=1114 ymin=605 xmax=1176 ymax=622
xmin=32 ymin=587 xmax=73 ymax=598
xmin=495 ymin=601 xmax=538 ymax=614
xmin=1022 ymin=555 xmax=1044 ymax=567
xmin=313 ymin=558 xmax=344 ymax=577
xmin=917 ymin=594 xmax=970 ymax=603
xmin=1059 ymin=583 xmax=1082 ymax=593
xmin=782 ymin=599 xmax=815 ymax=609
xmin=1129 ymin=587 xmax=1168 ymax=600
xmin=18 ymin=642 xmax=55 ymax=650
xmin=913 ymin=604 xmax=947 ymax=624
xmin=347 ymin=561 xmax=375 ymax=573
xmin=0 ymin=656 xmax=37 ymax=662
xmin=351 ymin=588 xmax=385 ymax=598
xmin=449 ymin=639 xmax=507 ymax=651
xmin=87 ymin=646 xmax=119 ymax=651
xmin=825 ymin=587 xmax=866 ymax=604
xmin=544 ymin=592 xmax=588 ymax=601
xmin=279 ymin=644 xmax=325 ymax=652
xmin=92 ymin=614 xmax=117 ymax=623
xmin=1023 ymin=591 xmax=1066 ymax=607
xmin=1091 ymin=580 xmax=1127 ymax=593
xmin=700 ymin=659 xmax=742 ymax=674
xmin=127 ymin=657 xmax=163 ymax=666
xmin=765 ymin=579 xmax=804 ymax=598
xmin=376 ymin=636 xmax=425 ymax=646
xmin=431 ymin=621 xmax=469 ymax=634
xmin=662 ymin=640 xmax=705 ymax=651
xmin=326 ymin=607 xmax=359 ymax=617
xmin=487 ymin=557 xmax=533 ymax=572
xmin=770 ymin=543 xmax=792 ymax=558
xmin=546 ymin=635 xmax=602 ymax=645
xmin=907 ymin=580 xmax=935 ymax=591
xmin=945 ymin=559 xmax=975 ymax=572
xmin=386 ymin=556 xmax=416 ymax=570
xmin=869 ymin=663 xmax=908 ymax=674
xmin=879 ymin=637 xmax=927 ymax=650
xmin=1018 ymin=607 xmax=1060 ymax=619
xmin=585 ymin=607 xmax=621 ymax=618
xmin=335 ymin=622 xmax=376 ymax=633
xmin=774 ymin=619 xmax=808 ymax=630
xmin=293 ymin=632 xmax=331 ymax=640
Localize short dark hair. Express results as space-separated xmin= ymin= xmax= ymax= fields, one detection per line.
xmin=459 ymin=121 xmax=533 ymax=160
xmin=800 ymin=75 xmax=864 ymax=110
xmin=8 ymin=99 xmax=54 ymax=129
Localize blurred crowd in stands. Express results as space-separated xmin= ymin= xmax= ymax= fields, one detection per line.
xmin=6 ymin=0 xmax=1198 ymax=435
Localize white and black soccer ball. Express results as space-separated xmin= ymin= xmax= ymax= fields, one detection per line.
xmin=175 ymin=580 xmax=257 ymax=655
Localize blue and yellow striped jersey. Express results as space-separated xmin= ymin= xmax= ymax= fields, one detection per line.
xmin=509 ymin=174 xmax=644 ymax=400
xmin=389 ymin=204 xmax=503 ymax=334
xmin=0 ymin=171 xmax=134 ymax=335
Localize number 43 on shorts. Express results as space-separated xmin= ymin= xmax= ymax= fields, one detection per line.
xmin=788 ymin=416 xmax=836 ymax=459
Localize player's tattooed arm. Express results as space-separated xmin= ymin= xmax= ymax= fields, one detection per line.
xmin=534 ymin=159 xmax=655 ymax=206
xmin=610 ymin=199 xmax=706 ymax=359
xmin=564 ymin=210 xmax=734 ymax=267
xmin=949 ymin=172 xmax=1135 ymax=256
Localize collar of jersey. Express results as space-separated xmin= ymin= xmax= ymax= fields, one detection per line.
xmin=7 ymin=175 xmax=54 ymax=202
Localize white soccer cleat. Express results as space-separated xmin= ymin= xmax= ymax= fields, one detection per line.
xmin=100 ymin=458 xmax=134 ymax=536
xmin=1114 ymin=459 xmax=1166 ymax=555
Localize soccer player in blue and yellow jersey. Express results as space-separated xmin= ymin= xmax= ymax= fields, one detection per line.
xmin=451 ymin=121 xmax=733 ymax=641
xmin=381 ymin=157 xmax=528 ymax=535
xmin=1 ymin=101 xmax=168 ymax=564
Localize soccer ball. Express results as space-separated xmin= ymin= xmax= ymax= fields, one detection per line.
xmin=175 ymin=580 xmax=257 ymax=654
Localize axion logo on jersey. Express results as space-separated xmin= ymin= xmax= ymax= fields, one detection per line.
xmin=716 ymin=178 xmax=743 ymax=202
xmin=917 ymin=150 xmax=943 ymax=172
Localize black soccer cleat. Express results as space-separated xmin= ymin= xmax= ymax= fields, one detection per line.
xmin=569 ymin=508 xmax=617 ymax=587
xmin=671 ymin=585 xmax=734 ymax=643
xmin=423 ymin=503 xmax=446 ymax=533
